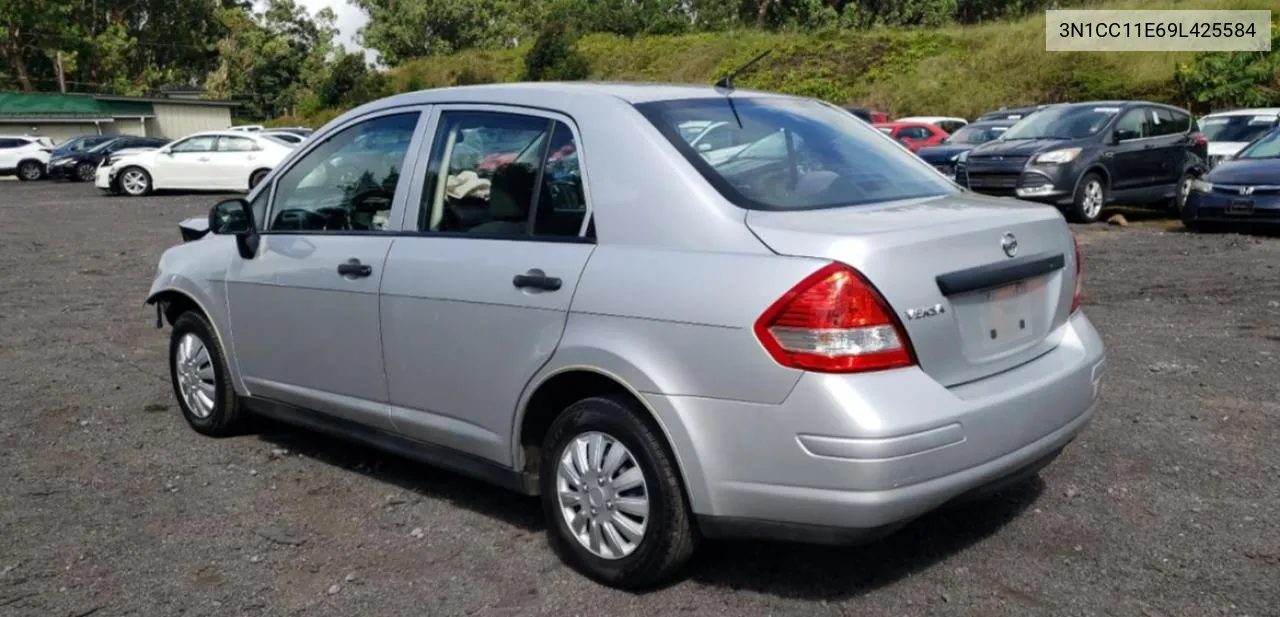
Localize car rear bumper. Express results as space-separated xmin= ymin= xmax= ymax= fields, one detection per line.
xmin=647 ymin=310 xmax=1105 ymax=542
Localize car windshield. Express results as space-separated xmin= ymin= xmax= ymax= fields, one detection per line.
xmin=636 ymin=97 xmax=956 ymax=210
xmin=1233 ymin=128 xmax=1280 ymax=159
xmin=1199 ymin=114 xmax=1279 ymax=143
xmin=53 ymin=136 xmax=111 ymax=154
xmin=86 ymin=138 xmax=124 ymax=153
xmin=947 ymin=124 xmax=1010 ymax=144
xmin=1000 ymin=105 xmax=1119 ymax=140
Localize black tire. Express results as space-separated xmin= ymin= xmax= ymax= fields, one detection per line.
xmin=540 ymin=395 xmax=697 ymax=589
xmin=118 ymin=166 xmax=152 ymax=196
xmin=249 ymin=169 xmax=269 ymax=190
xmin=75 ymin=162 xmax=96 ymax=183
xmin=16 ymin=160 xmax=43 ymax=181
xmin=1066 ymin=172 xmax=1106 ymax=224
xmin=1170 ymin=171 xmax=1195 ymax=215
xmin=169 ymin=311 xmax=246 ymax=437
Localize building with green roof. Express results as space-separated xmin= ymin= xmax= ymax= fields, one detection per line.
xmin=0 ymin=91 xmax=238 ymax=144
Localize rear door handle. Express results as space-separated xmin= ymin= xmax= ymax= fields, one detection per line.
xmin=337 ymin=258 xmax=373 ymax=278
xmin=512 ymin=269 xmax=562 ymax=291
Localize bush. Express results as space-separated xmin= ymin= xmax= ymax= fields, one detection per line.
xmin=523 ymin=23 xmax=590 ymax=82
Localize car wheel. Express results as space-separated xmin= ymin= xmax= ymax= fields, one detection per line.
xmin=119 ymin=166 xmax=152 ymax=196
xmin=17 ymin=160 xmax=43 ymax=181
xmin=1067 ymin=172 xmax=1106 ymax=224
xmin=541 ymin=395 xmax=697 ymax=590
xmin=248 ymin=169 xmax=269 ymax=190
xmin=1170 ymin=171 xmax=1194 ymax=215
xmin=76 ymin=162 xmax=96 ymax=183
xmin=169 ymin=311 xmax=246 ymax=437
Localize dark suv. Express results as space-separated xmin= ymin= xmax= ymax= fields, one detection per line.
xmin=957 ymin=101 xmax=1209 ymax=223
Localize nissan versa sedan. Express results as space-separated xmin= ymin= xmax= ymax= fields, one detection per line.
xmin=146 ymin=83 xmax=1106 ymax=589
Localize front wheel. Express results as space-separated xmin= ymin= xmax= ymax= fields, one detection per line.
xmin=169 ymin=311 xmax=246 ymax=437
xmin=249 ymin=169 xmax=269 ymax=190
xmin=1066 ymin=172 xmax=1106 ymax=223
xmin=76 ymin=162 xmax=96 ymax=183
xmin=540 ymin=395 xmax=697 ymax=589
xmin=1170 ymin=171 xmax=1195 ymax=215
xmin=17 ymin=160 xmax=43 ymax=181
xmin=118 ymin=166 xmax=152 ymax=196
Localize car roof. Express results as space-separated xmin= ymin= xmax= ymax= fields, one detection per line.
xmin=365 ymin=81 xmax=798 ymax=109
xmin=1202 ymin=108 xmax=1280 ymax=117
xmin=875 ymin=121 xmax=934 ymax=128
xmin=183 ymin=130 xmax=270 ymax=139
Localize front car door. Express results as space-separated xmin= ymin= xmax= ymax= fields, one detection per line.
xmin=379 ymin=105 xmax=595 ymax=465
xmin=224 ymin=108 xmax=429 ymax=430
xmin=157 ymin=135 xmax=218 ymax=188
xmin=0 ymin=139 xmax=19 ymax=170
xmin=1106 ymin=107 xmax=1155 ymax=194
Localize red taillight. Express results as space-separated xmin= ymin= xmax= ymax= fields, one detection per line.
xmin=1194 ymin=135 xmax=1208 ymax=147
xmin=754 ymin=262 xmax=916 ymax=373
xmin=1070 ymin=234 xmax=1083 ymax=313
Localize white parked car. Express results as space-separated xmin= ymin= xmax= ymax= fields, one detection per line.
xmin=0 ymin=135 xmax=54 ymax=180
xmin=895 ymin=116 xmax=970 ymax=134
xmin=1196 ymin=108 xmax=1280 ymax=168
xmin=96 ymin=130 xmax=295 ymax=196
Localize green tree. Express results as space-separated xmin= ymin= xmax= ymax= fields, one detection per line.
xmin=1175 ymin=23 xmax=1280 ymax=113
xmin=523 ymin=22 xmax=590 ymax=82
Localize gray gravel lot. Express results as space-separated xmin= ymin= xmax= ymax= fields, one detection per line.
xmin=1 ymin=180 xmax=1277 ymax=617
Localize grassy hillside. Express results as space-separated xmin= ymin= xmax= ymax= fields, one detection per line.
xmin=277 ymin=0 xmax=1278 ymax=126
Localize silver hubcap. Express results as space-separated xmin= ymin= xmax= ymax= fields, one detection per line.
xmin=1178 ymin=178 xmax=1191 ymax=208
xmin=79 ymin=164 xmax=94 ymax=181
xmin=556 ymin=431 xmax=649 ymax=560
xmin=122 ymin=170 xmax=147 ymax=195
xmin=20 ymin=163 xmax=39 ymax=180
xmin=174 ymin=333 xmax=216 ymax=418
xmin=1081 ymin=180 xmax=1103 ymax=218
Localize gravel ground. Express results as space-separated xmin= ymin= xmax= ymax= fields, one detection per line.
xmin=1 ymin=180 xmax=1277 ymax=617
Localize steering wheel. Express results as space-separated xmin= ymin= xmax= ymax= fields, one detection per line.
xmin=272 ymin=208 xmax=329 ymax=231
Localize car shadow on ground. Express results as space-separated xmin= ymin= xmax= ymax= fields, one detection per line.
xmin=250 ymin=418 xmax=1044 ymax=599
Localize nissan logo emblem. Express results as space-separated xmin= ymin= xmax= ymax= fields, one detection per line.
xmin=1001 ymin=233 xmax=1018 ymax=258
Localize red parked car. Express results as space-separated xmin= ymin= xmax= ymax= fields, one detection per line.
xmin=872 ymin=121 xmax=949 ymax=152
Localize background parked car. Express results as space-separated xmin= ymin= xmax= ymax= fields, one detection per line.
xmin=1182 ymin=125 xmax=1280 ymax=231
xmin=896 ymin=116 xmax=969 ymax=134
xmin=0 ymin=135 xmax=54 ymax=180
xmin=957 ymin=100 xmax=1208 ymax=223
xmin=98 ymin=130 xmax=295 ymax=196
xmin=47 ymin=136 xmax=171 ymax=182
xmin=46 ymin=134 xmax=116 ymax=158
xmin=842 ymin=106 xmax=891 ymax=123
xmin=259 ymin=130 xmax=308 ymax=145
xmin=1196 ymin=108 xmax=1280 ymax=169
xmin=872 ymin=121 xmax=949 ymax=151
xmin=915 ymin=119 xmax=1017 ymax=179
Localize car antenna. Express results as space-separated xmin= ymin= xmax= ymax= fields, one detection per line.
xmin=714 ymin=50 xmax=771 ymax=129
xmin=714 ymin=49 xmax=771 ymax=91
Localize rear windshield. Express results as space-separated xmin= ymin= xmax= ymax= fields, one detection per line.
xmin=635 ymin=97 xmax=955 ymax=211
xmin=1234 ymin=128 xmax=1280 ymax=159
xmin=948 ymin=123 xmax=1010 ymax=144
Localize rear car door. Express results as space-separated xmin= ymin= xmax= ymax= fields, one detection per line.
xmin=224 ymin=109 xmax=429 ymax=430
xmin=1106 ymin=107 xmax=1154 ymax=193
xmin=0 ymin=139 xmax=20 ymax=170
xmin=1146 ymin=107 xmax=1190 ymax=190
xmin=214 ymin=135 xmax=262 ymax=190
xmin=380 ymin=106 xmax=595 ymax=465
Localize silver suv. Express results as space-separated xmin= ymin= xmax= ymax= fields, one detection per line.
xmin=148 ymin=83 xmax=1106 ymax=589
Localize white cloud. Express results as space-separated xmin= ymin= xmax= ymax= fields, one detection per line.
xmin=284 ymin=0 xmax=380 ymax=64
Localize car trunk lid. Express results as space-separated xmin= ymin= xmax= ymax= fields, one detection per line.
xmin=745 ymin=193 xmax=1078 ymax=387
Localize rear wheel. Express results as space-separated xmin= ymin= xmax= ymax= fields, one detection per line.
xmin=17 ymin=160 xmax=43 ymax=181
xmin=249 ymin=169 xmax=269 ymax=190
xmin=119 ymin=166 xmax=152 ymax=196
xmin=540 ymin=395 xmax=697 ymax=589
xmin=76 ymin=162 xmax=96 ymax=182
xmin=1066 ymin=172 xmax=1106 ymax=224
xmin=1170 ymin=171 xmax=1194 ymax=215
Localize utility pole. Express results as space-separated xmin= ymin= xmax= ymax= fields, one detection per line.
xmin=55 ymin=52 xmax=67 ymax=93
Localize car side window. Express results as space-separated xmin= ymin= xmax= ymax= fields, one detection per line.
xmin=267 ymin=111 xmax=420 ymax=232
xmin=534 ymin=121 xmax=588 ymax=237
xmin=419 ymin=110 xmax=552 ymax=237
xmin=218 ymin=136 xmax=259 ymax=152
xmin=1168 ymin=110 xmax=1192 ymax=134
xmin=900 ymin=126 xmax=931 ymax=139
xmin=0 ymin=139 xmax=17 ymax=149
xmin=170 ymin=136 xmax=217 ymax=153
xmin=1113 ymin=109 xmax=1146 ymax=141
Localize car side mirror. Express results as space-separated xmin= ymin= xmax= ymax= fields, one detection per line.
xmin=208 ymin=198 xmax=259 ymax=259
